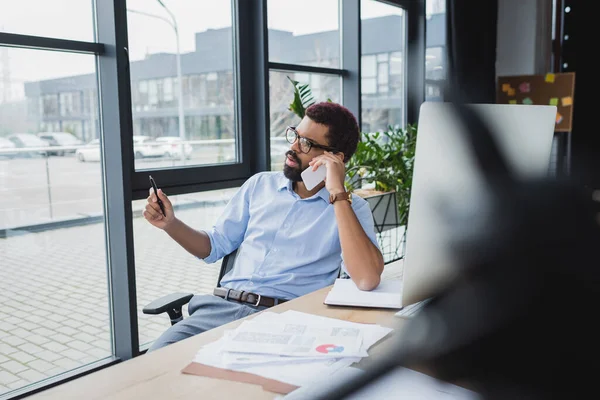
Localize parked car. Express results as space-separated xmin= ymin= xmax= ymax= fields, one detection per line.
xmin=133 ymin=135 xmax=164 ymax=158
xmin=0 ymin=137 xmax=18 ymax=158
xmin=75 ymin=138 xmax=101 ymax=162
xmin=37 ymin=132 xmax=83 ymax=156
xmin=7 ymin=133 xmax=49 ymax=157
xmin=155 ymin=137 xmax=193 ymax=159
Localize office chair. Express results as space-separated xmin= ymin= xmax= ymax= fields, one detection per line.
xmin=142 ymin=249 xmax=239 ymax=326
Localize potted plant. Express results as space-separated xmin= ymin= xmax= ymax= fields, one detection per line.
xmin=345 ymin=125 xmax=417 ymax=261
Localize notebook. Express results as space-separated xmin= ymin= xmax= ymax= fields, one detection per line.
xmin=324 ymin=278 xmax=403 ymax=309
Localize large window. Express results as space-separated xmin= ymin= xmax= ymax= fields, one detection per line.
xmin=360 ymin=0 xmax=406 ymax=133
xmin=126 ymin=0 xmax=237 ymax=170
xmin=0 ymin=48 xmax=109 ymax=397
xmin=267 ymin=0 xmax=340 ymax=68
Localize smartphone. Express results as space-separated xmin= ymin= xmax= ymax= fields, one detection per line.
xmin=301 ymin=164 xmax=327 ymax=191
xmin=149 ymin=175 xmax=166 ymax=217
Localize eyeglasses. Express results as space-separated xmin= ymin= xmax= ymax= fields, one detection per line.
xmin=285 ymin=126 xmax=337 ymax=154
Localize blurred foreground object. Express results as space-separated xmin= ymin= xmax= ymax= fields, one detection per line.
xmin=311 ymin=103 xmax=600 ymax=400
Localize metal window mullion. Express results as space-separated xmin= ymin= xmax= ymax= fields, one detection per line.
xmin=0 ymin=32 xmax=104 ymax=54
xmin=406 ymin=0 xmax=426 ymax=126
xmin=237 ymin=0 xmax=270 ymax=173
xmin=95 ymin=0 xmax=139 ymax=361
xmin=341 ymin=0 xmax=361 ymax=124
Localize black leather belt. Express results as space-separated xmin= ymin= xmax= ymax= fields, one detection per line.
xmin=213 ymin=287 xmax=288 ymax=308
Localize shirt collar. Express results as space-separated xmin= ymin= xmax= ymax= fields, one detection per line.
xmin=277 ymin=173 xmax=330 ymax=203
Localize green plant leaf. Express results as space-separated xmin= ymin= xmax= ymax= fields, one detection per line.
xmin=346 ymin=123 xmax=419 ymax=228
xmin=287 ymin=76 xmax=316 ymax=119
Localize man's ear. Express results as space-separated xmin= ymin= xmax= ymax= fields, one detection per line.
xmin=334 ymin=151 xmax=345 ymax=162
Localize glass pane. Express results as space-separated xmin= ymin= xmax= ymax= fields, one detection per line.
xmin=426 ymin=47 xmax=445 ymax=81
xmin=0 ymin=0 xmax=94 ymax=41
xmin=361 ymin=55 xmax=376 ymax=77
xmin=426 ymin=0 xmax=446 ymax=101
xmin=0 ymin=48 xmax=108 ymax=396
xmin=267 ymin=0 xmax=340 ymax=68
xmin=361 ymin=0 xmax=405 ymax=133
xmin=268 ymin=71 xmax=341 ymax=171
xmin=133 ymin=188 xmax=239 ymax=349
xmin=126 ymin=0 xmax=237 ymax=170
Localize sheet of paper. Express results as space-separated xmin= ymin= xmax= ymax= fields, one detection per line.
xmin=279 ymin=367 xmax=366 ymax=399
xmin=260 ymin=311 xmax=393 ymax=349
xmin=324 ymin=278 xmax=403 ymax=309
xmin=343 ymin=367 xmax=482 ymax=399
xmin=193 ymin=334 xmax=357 ymax=387
xmin=278 ymin=366 xmax=481 ymax=399
xmin=220 ymin=311 xmax=392 ymax=367
xmin=191 ymin=311 xmax=394 ymax=387
xmin=219 ymin=320 xmax=367 ymax=358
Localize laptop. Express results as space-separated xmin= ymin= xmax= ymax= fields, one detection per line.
xmin=400 ymin=102 xmax=557 ymax=307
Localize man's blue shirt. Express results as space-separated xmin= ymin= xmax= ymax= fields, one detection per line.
xmin=203 ymin=171 xmax=379 ymax=300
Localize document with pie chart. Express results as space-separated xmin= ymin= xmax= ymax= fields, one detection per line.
xmin=218 ymin=320 xmax=367 ymax=358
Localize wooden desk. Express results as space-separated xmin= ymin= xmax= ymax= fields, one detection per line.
xmin=30 ymin=285 xmax=406 ymax=400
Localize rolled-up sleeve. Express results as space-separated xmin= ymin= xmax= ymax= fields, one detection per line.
xmin=202 ymin=175 xmax=257 ymax=264
xmin=341 ymin=199 xmax=380 ymax=276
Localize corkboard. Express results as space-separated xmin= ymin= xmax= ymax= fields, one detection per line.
xmin=496 ymin=72 xmax=575 ymax=132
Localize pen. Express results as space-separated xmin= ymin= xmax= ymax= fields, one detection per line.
xmin=149 ymin=175 xmax=166 ymax=217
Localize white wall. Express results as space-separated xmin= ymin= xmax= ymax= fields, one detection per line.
xmin=496 ymin=0 xmax=558 ymax=174
xmin=496 ymin=0 xmax=552 ymax=78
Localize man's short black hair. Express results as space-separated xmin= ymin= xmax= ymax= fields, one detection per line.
xmin=305 ymin=102 xmax=360 ymax=163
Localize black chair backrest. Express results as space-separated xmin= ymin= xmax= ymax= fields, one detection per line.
xmin=216 ymin=248 xmax=238 ymax=287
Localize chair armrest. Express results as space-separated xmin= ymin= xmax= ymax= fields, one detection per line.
xmin=143 ymin=292 xmax=194 ymax=315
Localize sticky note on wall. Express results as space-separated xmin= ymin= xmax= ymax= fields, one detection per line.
xmin=562 ymin=96 xmax=573 ymax=106
xmin=508 ymin=100 xmax=517 ymax=104
xmin=545 ymin=73 xmax=556 ymax=83
xmin=507 ymin=88 xmax=516 ymax=96
xmin=549 ymin=98 xmax=559 ymax=106
xmin=518 ymin=82 xmax=530 ymax=93
xmin=522 ymin=97 xmax=533 ymax=105
xmin=502 ymin=83 xmax=511 ymax=92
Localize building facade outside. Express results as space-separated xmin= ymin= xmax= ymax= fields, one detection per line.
xmin=18 ymin=14 xmax=445 ymax=145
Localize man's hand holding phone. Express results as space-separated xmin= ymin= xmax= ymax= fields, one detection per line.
xmin=144 ymin=178 xmax=175 ymax=230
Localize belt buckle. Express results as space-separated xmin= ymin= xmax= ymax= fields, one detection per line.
xmin=253 ymin=294 xmax=262 ymax=307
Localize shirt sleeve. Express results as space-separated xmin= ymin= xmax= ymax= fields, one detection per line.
xmin=202 ymin=174 xmax=258 ymax=264
xmin=340 ymin=199 xmax=380 ymax=277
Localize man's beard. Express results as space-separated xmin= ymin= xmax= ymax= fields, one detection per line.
xmin=283 ymin=150 xmax=303 ymax=182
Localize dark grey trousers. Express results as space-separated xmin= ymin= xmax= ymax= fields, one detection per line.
xmin=147 ymin=294 xmax=266 ymax=352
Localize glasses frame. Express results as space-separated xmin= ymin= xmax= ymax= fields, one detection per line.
xmin=285 ymin=126 xmax=337 ymax=154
